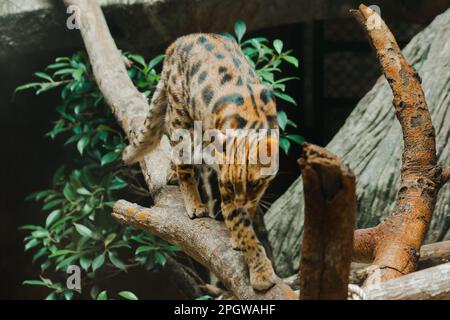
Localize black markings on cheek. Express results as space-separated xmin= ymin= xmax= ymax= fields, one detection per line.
xmin=221 ymin=73 xmax=233 ymax=85
xmin=260 ymin=89 xmax=274 ymax=104
xmin=227 ymin=210 xmax=240 ymax=221
xmin=236 ymin=76 xmax=243 ymax=86
xmin=172 ymin=119 xmax=182 ymax=127
xmin=215 ymin=53 xmax=225 ymax=59
xmin=198 ymin=71 xmax=208 ymax=84
xmin=243 ymin=218 xmax=251 ymax=227
xmin=202 ymin=86 xmax=214 ymax=105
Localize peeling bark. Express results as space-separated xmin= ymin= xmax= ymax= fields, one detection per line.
xmin=63 ymin=0 xmax=296 ymax=300
xmin=298 ymin=144 xmax=355 ymax=300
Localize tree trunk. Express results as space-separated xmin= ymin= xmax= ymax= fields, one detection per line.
xmin=266 ymin=7 xmax=450 ymax=277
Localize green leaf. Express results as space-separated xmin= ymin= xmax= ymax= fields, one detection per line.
xmin=277 ymin=111 xmax=288 ymax=131
xmin=53 ymin=68 xmax=76 ymax=77
xmin=64 ymin=290 xmax=74 ymax=300
xmin=282 ymin=55 xmax=299 ymax=68
xmin=108 ymin=251 xmax=127 ymax=271
xmin=47 ymin=62 xmax=70 ymax=70
xmin=48 ymin=249 xmax=76 ymax=258
xmin=24 ymin=239 xmax=39 ymax=251
xmin=63 ymin=183 xmax=76 ymax=202
xmin=286 ymin=119 xmax=298 ymax=128
xmin=128 ymin=54 xmax=146 ymax=68
xmin=234 ymin=20 xmax=246 ymax=43
xmin=45 ymin=292 xmax=57 ymax=300
xmin=279 ymin=137 xmax=291 ymax=154
xmin=286 ymin=134 xmax=304 ymax=145
xmin=73 ymin=223 xmax=93 ymax=238
xmin=273 ymin=39 xmax=283 ymax=54
xmin=45 ymin=210 xmax=61 ymax=228
xmin=101 ymin=151 xmax=120 ymax=166
xmin=135 ymin=245 xmax=153 ymax=255
xmin=92 ymin=254 xmax=105 ymax=271
xmin=104 ymin=233 xmax=116 ymax=247
xmin=23 ymin=279 xmax=47 ymax=287
xmin=118 ymin=291 xmax=138 ymax=300
xmin=80 ymin=256 xmax=92 ymax=271
xmin=97 ymin=290 xmax=108 ymax=300
xmin=77 ymin=135 xmax=90 ymax=155
xmin=15 ymin=82 xmax=41 ymax=93
xmin=273 ymin=91 xmax=297 ymax=106
xmin=148 ymin=54 xmax=165 ymax=70
xmin=42 ymin=199 xmax=63 ymax=211
xmin=34 ymin=72 xmax=54 ymax=82
xmin=154 ymin=251 xmax=166 ymax=267
xmin=76 ymin=187 xmax=91 ymax=195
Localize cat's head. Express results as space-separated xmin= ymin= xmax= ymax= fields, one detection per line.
xmin=216 ymin=133 xmax=278 ymax=210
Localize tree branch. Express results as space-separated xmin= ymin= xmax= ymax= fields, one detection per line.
xmin=298 ymin=144 xmax=356 ymax=299
xmin=112 ymin=197 xmax=296 ymax=299
xmin=350 ymin=4 xmax=445 ymax=286
xmin=64 ymin=0 xmax=296 ymax=299
xmin=364 ymin=262 xmax=450 ymax=300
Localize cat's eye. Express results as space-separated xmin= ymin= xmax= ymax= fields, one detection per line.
xmin=224 ymin=181 xmax=234 ymax=190
xmin=247 ymin=180 xmax=260 ymax=189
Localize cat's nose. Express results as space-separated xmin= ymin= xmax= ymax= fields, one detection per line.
xmin=234 ymin=199 xmax=246 ymax=208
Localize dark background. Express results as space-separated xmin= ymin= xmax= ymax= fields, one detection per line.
xmin=1 ymin=2 xmax=447 ymax=299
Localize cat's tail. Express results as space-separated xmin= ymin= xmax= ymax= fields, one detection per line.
xmin=122 ymin=80 xmax=167 ymax=164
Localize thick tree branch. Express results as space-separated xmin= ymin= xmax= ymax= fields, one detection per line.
xmin=351 ymin=4 xmax=444 ymax=286
xmin=112 ymin=197 xmax=296 ymax=299
xmin=364 ymin=262 xmax=450 ymax=300
xmin=298 ymin=144 xmax=355 ymax=299
xmin=64 ymin=0 xmax=296 ymax=299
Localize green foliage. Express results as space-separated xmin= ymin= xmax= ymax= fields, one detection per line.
xmin=228 ymin=21 xmax=302 ymax=153
xmin=18 ymin=21 xmax=301 ymax=300
xmin=19 ymin=52 xmax=175 ymax=300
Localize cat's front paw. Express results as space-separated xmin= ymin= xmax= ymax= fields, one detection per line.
xmin=186 ymin=204 xmax=209 ymax=219
xmin=250 ymin=260 xmax=277 ymax=291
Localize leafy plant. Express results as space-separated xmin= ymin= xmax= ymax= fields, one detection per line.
xmin=18 ymin=52 xmax=177 ymax=300
xmin=17 ymin=20 xmax=301 ymax=300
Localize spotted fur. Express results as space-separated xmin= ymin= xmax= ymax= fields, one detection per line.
xmin=123 ymin=33 xmax=279 ymax=291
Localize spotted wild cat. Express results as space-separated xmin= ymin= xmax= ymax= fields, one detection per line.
xmin=123 ymin=33 xmax=279 ymax=291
